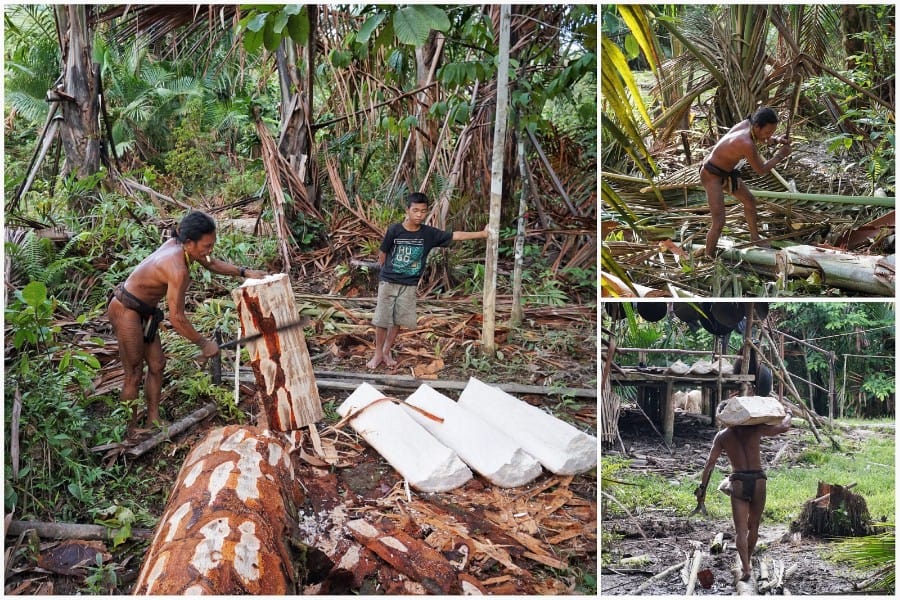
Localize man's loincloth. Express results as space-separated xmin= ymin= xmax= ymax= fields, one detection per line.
xmin=729 ymin=470 xmax=767 ymax=502
xmin=701 ymin=161 xmax=741 ymax=194
xmin=113 ymin=284 xmax=164 ymax=343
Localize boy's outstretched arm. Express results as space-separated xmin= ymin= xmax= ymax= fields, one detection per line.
xmin=452 ymin=225 xmax=489 ymax=241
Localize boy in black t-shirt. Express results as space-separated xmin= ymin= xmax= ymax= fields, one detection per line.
xmin=367 ymin=192 xmax=488 ymax=369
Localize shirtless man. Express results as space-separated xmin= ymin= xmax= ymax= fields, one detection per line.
xmin=700 ymin=106 xmax=792 ymax=257
xmin=108 ymin=211 xmax=267 ymax=429
xmin=695 ymin=408 xmax=792 ymax=581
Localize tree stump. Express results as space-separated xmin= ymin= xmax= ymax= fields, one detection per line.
xmin=792 ymin=481 xmax=872 ymax=538
xmin=232 ymin=274 xmax=322 ymax=431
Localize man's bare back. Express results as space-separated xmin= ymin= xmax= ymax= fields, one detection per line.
xmin=715 ymin=425 xmax=766 ymax=471
xmin=123 ymin=238 xmax=192 ymax=306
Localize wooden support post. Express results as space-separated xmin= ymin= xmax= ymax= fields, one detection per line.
xmin=663 ymin=382 xmax=674 ymax=446
xmin=232 ymin=274 xmax=322 ymax=430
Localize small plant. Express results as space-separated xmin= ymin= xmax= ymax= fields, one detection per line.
xmin=461 ymin=342 xmax=492 ymax=373
xmin=80 ymin=553 xmax=119 ymax=595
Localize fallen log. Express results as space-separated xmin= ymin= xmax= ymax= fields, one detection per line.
xmin=631 ymin=558 xmax=687 ymax=594
xmin=132 ymin=425 xmax=331 ymax=594
xmin=734 ymin=555 xmax=756 ymax=595
xmin=125 ymin=402 xmax=217 ymax=458
xmin=684 ymin=549 xmax=703 ymax=596
xmin=7 ymin=520 xmax=153 ymax=541
xmin=717 ymin=245 xmax=894 ymax=296
xmin=236 ymin=368 xmax=598 ymax=398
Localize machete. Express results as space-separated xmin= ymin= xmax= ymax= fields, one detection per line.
xmin=197 ymin=319 xmax=310 ymax=361
xmin=217 ymin=318 xmax=310 ymax=350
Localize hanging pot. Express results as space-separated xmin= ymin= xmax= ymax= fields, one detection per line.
xmin=603 ymin=302 xmax=628 ymax=321
xmin=711 ymin=302 xmax=747 ymax=329
xmin=673 ymin=301 xmax=703 ymax=323
xmin=698 ymin=302 xmax=733 ymax=335
xmin=636 ymin=302 xmax=667 ymax=322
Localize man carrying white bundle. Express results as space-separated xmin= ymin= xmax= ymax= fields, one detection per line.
xmin=694 ymin=399 xmax=792 ymax=581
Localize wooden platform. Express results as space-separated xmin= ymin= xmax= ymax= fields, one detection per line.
xmin=610 ymin=367 xmax=755 ymax=444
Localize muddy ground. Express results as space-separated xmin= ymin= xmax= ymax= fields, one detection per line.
xmin=601 ymin=410 xmax=887 ymax=595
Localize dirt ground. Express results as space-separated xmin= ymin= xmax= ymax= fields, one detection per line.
xmin=601 ymin=410 xmax=885 ymax=595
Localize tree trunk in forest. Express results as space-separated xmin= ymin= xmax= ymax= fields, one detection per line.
xmin=54 ymin=5 xmax=101 ymax=210
xmin=482 ymin=5 xmax=511 ymax=357
xmin=510 ymin=137 xmax=528 ymax=327
xmin=413 ymin=32 xmax=444 ymax=181
xmin=277 ymin=6 xmax=319 ymax=211
xmin=840 ymin=5 xmax=869 ymax=70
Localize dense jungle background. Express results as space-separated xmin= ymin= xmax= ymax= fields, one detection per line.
xmin=4 ymin=5 xmax=597 ymax=594
xmin=601 ymin=5 xmax=895 ymax=297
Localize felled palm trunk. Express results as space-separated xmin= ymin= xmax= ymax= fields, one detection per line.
xmin=718 ymin=245 xmax=894 ymax=296
xmin=232 ymin=273 xmax=322 ymax=431
xmin=132 ymin=426 xmax=311 ymax=594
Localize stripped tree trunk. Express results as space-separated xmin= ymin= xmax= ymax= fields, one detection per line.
xmin=717 ymin=245 xmax=895 ymax=296
xmin=54 ymin=6 xmax=100 ymax=180
xmin=232 ymin=273 xmax=323 ymax=431
xmin=132 ymin=426 xmax=308 ymax=594
xmin=232 ymin=274 xmax=322 ymax=430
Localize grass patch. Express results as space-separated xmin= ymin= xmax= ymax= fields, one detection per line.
xmin=766 ymin=432 xmax=894 ymax=523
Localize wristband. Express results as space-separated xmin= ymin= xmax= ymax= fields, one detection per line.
xmin=239 ymin=267 xmax=246 ymax=277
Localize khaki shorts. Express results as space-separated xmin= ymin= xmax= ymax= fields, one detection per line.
xmin=373 ymin=281 xmax=418 ymax=329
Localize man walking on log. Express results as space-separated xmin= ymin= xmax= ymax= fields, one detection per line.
xmin=108 ymin=211 xmax=268 ymax=430
xmin=700 ymin=106 xmax=792 ymax=257
xmin=366 ymin=192 xmax=487 ymax=370
xmin=695 ymin=408 xmax=792 ymax=581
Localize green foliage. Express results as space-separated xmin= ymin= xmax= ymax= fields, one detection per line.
xmin=239 ymin=5 xmax=310 ymax=53
xmin=164 ymin=112 xmax=211 ymax=194
xmin=79 ymin=553 xmax=119 ymax=595
xmin=4 ymin=6 xmax=59 ymax=126
xmin=830 ymin=523 xmax=895 ymax=593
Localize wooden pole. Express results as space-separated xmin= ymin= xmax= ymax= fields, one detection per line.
xmin=482 ymin=4 xmax=511 ymax=357
xmin=8 ymin=520 xmax=153 ymax=541
xmin=510 ymin=136 xmax=528 ymax=327
xmin=233 ymin=274 xmax=322 ymax=430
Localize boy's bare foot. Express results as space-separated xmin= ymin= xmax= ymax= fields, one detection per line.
xmin=383 ymin=353 xmax=397 ymax=368
xmin=366 ymin=356 xmax=383 ymax=369
xmin=740 ymin=569 xmax=751 ymax=582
